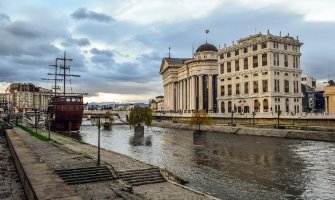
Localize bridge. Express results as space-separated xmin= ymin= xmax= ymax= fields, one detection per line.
xmin=83 ymin=110 xmax=129 ymax=125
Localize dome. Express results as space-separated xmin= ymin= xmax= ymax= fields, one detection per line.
xmin=196 ymin=43 xmax=218 ymax=53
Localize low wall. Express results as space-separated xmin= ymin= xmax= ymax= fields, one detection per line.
xmin=154 ymin=115 xmax=335 ymax=127
xmin=153 ymin=121 xmax=335 ymax=142
xmin=5 ymin=129 xmax=81 ymax=200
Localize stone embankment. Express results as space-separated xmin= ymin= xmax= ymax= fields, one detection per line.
xmin=153 ymin=121 xmax=335 ymax=142
xmin=4 ymin=122 xmax=219 ymax=200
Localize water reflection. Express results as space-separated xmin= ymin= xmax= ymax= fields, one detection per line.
xmin=129 ymin=134 xmax=152 ymax=146
xmin=78 ymin=125 xmax=335 ymax=200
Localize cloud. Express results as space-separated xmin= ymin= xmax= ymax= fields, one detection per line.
xmin=0 ymin=13 xmax=10 ymax=25
xmin=71 ymin=7 xmax=114 ymax=23
xmin=5 ymin=21 xmax=43 ymax=38
xmin=61 ymin=36 xmax=91 ymax=47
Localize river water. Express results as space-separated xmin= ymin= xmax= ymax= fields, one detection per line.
xmin=79 ymin=124 xmax=335 ymax=200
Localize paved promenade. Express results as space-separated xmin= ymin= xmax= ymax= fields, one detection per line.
xmin=10 ymin=126 xmax=218 ymax=200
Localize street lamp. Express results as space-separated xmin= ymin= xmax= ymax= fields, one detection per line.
xmin=97 ymin=115 xmax=101 ymax=166
xmin=231 ymin=104 xmax=237 ymax=126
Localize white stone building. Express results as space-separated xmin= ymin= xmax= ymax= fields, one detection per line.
xmin=217 ymin=33 xmax=303 ymax=115
xmin=160 ymin=43 xmax=219 ymax=112
xmin=6 ymin=83 xmax=52 ymax=113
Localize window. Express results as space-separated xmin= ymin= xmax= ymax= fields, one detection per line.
xmin=221 ymin=85 xmax=225 ymax=96
xmin=220 ymin=54 xmax=224 ymax=59
xmin=284 ymin=44 xmax=287 ymax=50
xmin=273 ymin=53 xmax=279 ymax=66
xmin=236 ymin=83 xmax=240 ymax=95
xmin=284 ymin=73 xmax=288 ymax=76
xmin=262 ymin=53 xmax=267 ymax=66
xmin=253 ymin=44 xmax=258 ymax=51
xmin=253 ymin=81 xmax=259 ymax=93
xmin=235 ymin=49 xmax=239 ymax=56
xmin=244 ymin=58 xmax=248 ymax=70
xmin=228 ymin=101 xmax=232 ymax=113
xmin=253 ymin=73 xmax=258 ymax=77
xmin=262 ymin=71 xmax=268 ymax=75
xmin=220 ymin=64 xmax=224 ymax=74
xmin=235 ymin=59 xmax=240 ymax=71
xmin=293 ymin=55 xmax=296 ymax=68
xmin=263 ymin=99 xmax=269 ymax=112
xmin=262 ymin=42 xmax=267 ymax=49
xmin=294 ymin=81 xmax=299 ymax=93
xmin=254 ymin=99 xmax=260 ymax=112
xmin=253 ymin=55 xmax=258 ymax=68
xmin=284 ymin=80 xmax=289 ymax=93
xmin=221 ymin=101 xmax=225 ymax=113
xmin=274 ymin=79 xmax=280 ymax=92
xmin=244 ymin=47 xmax=248 ymax=53
xmin=227 ymin=52 xmax=231 ymax=58
xmin=227 ymin=62 xmax=231 ymax=72
xmin=284 ymin=55 xmax=288 ymax=67
xmin=228 ymin=84 xmax=232 ymax=95
xmin=273 ymin=42 xmax=279 ymax=48
xmin=244 ymin=82 xmax=249 ymax=94
xmin=262 ymin=80 xmax=268 ymax=92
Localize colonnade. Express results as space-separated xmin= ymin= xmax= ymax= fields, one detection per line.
xmin=164 ymin=75 xmax=217 ymax=112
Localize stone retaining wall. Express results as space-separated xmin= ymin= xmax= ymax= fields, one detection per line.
xmin=153 ymin=121 xmax=335 ymax=142
xmin=5 ymin=129 xmax=81 ymax=200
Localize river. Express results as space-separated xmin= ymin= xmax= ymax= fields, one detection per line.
xmin=79 ymin=124 xmax=335 ymax=200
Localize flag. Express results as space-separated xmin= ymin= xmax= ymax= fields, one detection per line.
xmin=206 ymin=29 xmax=209 ymax=34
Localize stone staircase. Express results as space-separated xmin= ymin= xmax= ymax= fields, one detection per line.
xmin=55 ymin=166 xmax=115 ymax=184
xmin=117 ymin=167 xmax=166 ymax=186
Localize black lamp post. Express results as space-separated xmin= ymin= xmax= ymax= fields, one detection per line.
xmin=48 ymin=113 xmax=51 ymax=141
xmin=277 ymin=110 xmax=281 ymax=127
xmin=252 ymin=111 xmax=256 ymax=125
xmin=97 ymin=115 xmax=101 ymax=166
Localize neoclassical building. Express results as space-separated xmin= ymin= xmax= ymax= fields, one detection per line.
xmin=160 ymin=43 xmax=219 ymax=112
xmin=217 ymin=33 xmax=303 ymax=114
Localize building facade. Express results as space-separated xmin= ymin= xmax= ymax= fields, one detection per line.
xmin=217 ymin=33 xmax=303 ymax=115
xmin=160 ymin=43 xmax=218 ymax=112
xmin=301 ymin=74 xmax=324 ymax=112
xmin=149 ymin=96 xmax=164 ymax=111
xmin=0 ymin=93 xmax=7 ymax=113
xmin=324 ymin=83 xmax=335 ymax=114
xmin=6 ymin=83 xmax=52 ymax=113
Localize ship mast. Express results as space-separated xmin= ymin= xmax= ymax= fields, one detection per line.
xmin=42 ymin=58 xmax=63 ymax=96
xmin=43 ymin=51 xmax=87 ymax=96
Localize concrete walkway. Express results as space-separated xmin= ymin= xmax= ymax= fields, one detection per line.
xmin=16 ymin=126 xmax=219 ymax=200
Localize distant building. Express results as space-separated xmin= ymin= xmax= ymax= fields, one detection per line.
xmin=6 ymin=83 xmax=52 ymax=113
xmin=149 ymin=96 xmax=164 ymax=111
xmin=324 ymin=83 xmax=335 ymax=114
xmin=160 ymin=43 xmax=218 ymax=112
xmin=301 ymin=74 xmax=316 ymax=89
xmin=217 ymin=32 xmax=303 ymax=114
xmin=0 ymin=93 xmax=7 ymax=113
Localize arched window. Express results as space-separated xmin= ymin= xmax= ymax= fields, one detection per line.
xmin=221 ymin=101 xmax=225 ymax=113
xmin=263 ymin=99 xmax=269 ymax=112
xmin=286 ymin=98 xmax=289 ymax=113
xmin=254 ymin=99 xmax=260 ymax=112
xmin=228 ymin=101 xmax=232 ymax=113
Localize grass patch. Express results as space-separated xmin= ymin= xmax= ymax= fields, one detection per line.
xmin=13 ymin=122 xmax=49 ymax=142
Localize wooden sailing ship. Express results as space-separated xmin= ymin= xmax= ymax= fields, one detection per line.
xmin=43 ymin=52 xmax=86 ymax=132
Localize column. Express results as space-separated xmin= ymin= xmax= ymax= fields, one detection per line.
xmin=199 ymin=75 xmax=203 ymax=110
xmin=183 ymin=80 xmax=186 ymax=111
xmin=187 ymin=78 xmax=190 ymax=111
xmin=191 ymin=76 xmax=196 ymax=110
xmin=180 ymin=81 xmax=182 ymax=111
xmin=176 ymin=82 xmax=179 ymax=111
xmin=208 ymin=75 xmax=213 ymax=111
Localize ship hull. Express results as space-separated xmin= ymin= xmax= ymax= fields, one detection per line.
xmin=47 ymin=95 xmax=84 ymax=132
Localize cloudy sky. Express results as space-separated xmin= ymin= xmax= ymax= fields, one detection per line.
xmin=0 ymin=0 xmax=334 ymax=103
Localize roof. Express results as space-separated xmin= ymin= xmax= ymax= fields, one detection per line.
xmin=196 ymin=43 xmax=218 ymax=53
xmin=163 ymin=57 xmax=192 ymax=65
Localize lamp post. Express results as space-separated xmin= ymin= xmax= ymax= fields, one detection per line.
xmin=231 ymin=104 xmax=237 ymax=126
xmin=252 ymin=111 xmax=256 ymax=125
xmin=97 ymin=115 xmax=101 ymax=166
xmin=48 ymin=113 xmax=51 ymax=141
xmin=277 ymin=110 xmax=281 ymax=127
